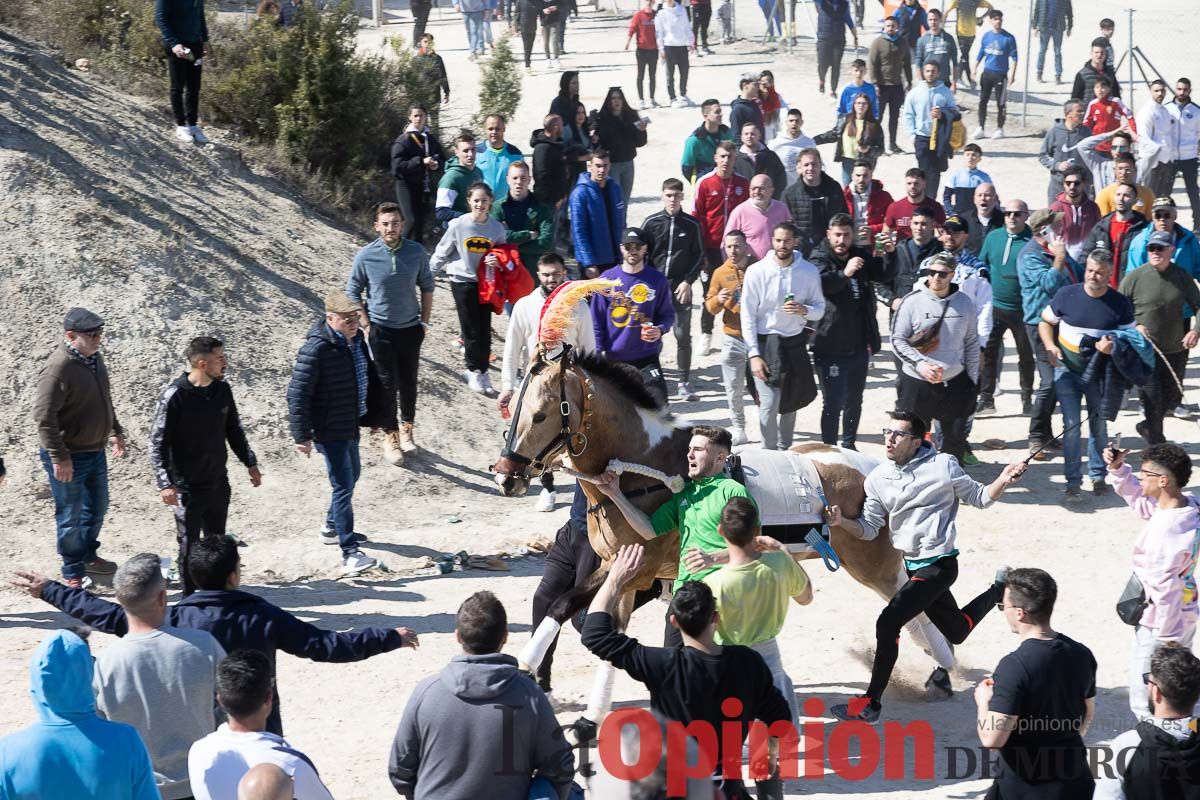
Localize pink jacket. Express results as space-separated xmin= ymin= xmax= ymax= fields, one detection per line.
xmin=1112 ymin=463 xmax=1200 ymax=641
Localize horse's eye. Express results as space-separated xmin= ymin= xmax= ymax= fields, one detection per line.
xmin=532 ymin=412 xmax=546 ymax=423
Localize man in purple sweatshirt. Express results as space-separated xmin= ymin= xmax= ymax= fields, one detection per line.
xmin=590 ymin=227 xmax=676 ymax=405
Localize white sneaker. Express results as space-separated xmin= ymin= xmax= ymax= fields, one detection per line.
xmin=341 ymin=549 xmax=380 ymax=577
xmin=535 ymin=487 xmax=556 ymax=512
xmin=189 ymin=125 xmax=209 ymax=144
xmin=1173 ymin=405 xmax=1191 ymax=418
xmin=671 ymin=97 xmax=686 ymax=108
xmin=698 ymin=333 xmax=713 ymax=355
xmin=637 ymin=99 xmax=648 ymax=110
xmin=972 ymin=126 xmax=984 ymax=139
xmin=478 ymin=370 xmax=497 ymax=396
xmin=695 ymin=49 xmax=705 ymax=58
xmin=175 ymin=126 xmax=194 ymax=143
xmin=991 ymin=127 xmax=1005 ymax=139
xmin=465 ymin=370 xmax=485 ymax=393
xmin=679 ymin=95 xmax=693 ymax=106
xmin=731 ymin=427 xmax=749 ymax=445
xmin=676 ymin=381 xmax=698 ymax=402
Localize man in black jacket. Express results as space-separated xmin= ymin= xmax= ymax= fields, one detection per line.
xmin=390 ymin=105 xmax=445 ymax=244
xmin=1082 ymin=182 xmax=1149 ymax=285
xmin=782 ymin=148 xmax=850 ymax=258
xmin=641 ymin=178 xmax=705 ymax=400
xmin=876 ymin=205 xmax=944 ymax=316
xmin=150 ymin=337 xmax=261 ymax=595
xmin=286 ymin=293 xmax=380 ymax=577
xmin=810 ymin=214 xmax=887 ymax=449
xmin=13 ymin=536 xmax=418 ymax=736
xmin=531 ymin=114 xmax=571 ymax=255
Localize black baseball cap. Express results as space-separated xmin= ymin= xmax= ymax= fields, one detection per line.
xmin=943 ymin=215 xmax=970 ymax=234
xmin=622 ymin=227 xmax=647 ymax=246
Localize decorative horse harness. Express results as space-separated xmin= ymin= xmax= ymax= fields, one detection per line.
xmin=498 ymin=345 xmax=595 ymax=478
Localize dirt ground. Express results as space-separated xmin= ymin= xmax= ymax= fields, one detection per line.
xmin=1 ymin=1 xmax=1198 ymax=797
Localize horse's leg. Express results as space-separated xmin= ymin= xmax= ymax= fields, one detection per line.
xmin=521 ymin=563 xmax=611 ymax=677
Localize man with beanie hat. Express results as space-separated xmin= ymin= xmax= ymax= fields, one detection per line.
xmin=33 ymin=308 xmax=127 ymax=589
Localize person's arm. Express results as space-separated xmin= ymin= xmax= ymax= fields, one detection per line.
xmin=224 ymin=388 xmax=258 ymax=473
xmin=570 ymin=190 xmax=596 ymax=269
xmin=825 ymin=485 xmax=885 ymax=542
xmin=387 ymin=687 xmax=426 ymax=798
xmin=1038 ymin=317 xmax=1063 ymax=368
xmin=418 ymin=253 xmax=435 ymax=324
xmin=430 ymin=222 xmax=459 ymax=272
xmin=742 ymin=269 xmax=763 ymax=357
xmin=890 ymin=293 xmax=929 ymax=367
xmin=128 ymin=730 xmax=162 ymax=800
xmin=155 ymin=0 xmax=180 ymax=47
xmin=32 ymin=370 xmax=69 ymax=466
xmin=149 ymin=385 xmax=175 ymax=493
xmin=800 ymin=265 xmax=826 ymax=321
xmin=1070 ymin=72 xmax=1085 ymax=102
xmin=286 ymin=340 xmax=319 ymax=446
xmin=963 ymin=298 xmax=981 ymax=381
xmin=529 ymin=689 xmax=576 ymax=798
xmin=500 ymin=301 xmax=530 ymax=392
xmin=14 ymin=574 xmax=131 ymax=635
xmin=580 ymin=544 xmax=662 ymax=684
xmin=975 ymin=658 xmax=1022 ymax=749
xmin=703 ymin=269 xmax=727 ymax=316
xmin=272 ymin=600 xmax=418 ymax=662
xmin=587 ymin=471 xmax=663 ymax=541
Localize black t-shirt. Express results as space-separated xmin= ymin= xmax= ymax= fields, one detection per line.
xmin=988 ymin=633 xmax=1097 ymax=798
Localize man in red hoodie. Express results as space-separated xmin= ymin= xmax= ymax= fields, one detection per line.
xmin=1048 ymin=164 xmax=1100 ymax=262
xmin=693 ymin=140 xmax=750 ymax=351
xmin=843 ymin=160 xmax=894 ymax=248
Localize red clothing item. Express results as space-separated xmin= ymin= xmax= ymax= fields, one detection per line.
xmin=1083 ymin=96 xmax=1135 ymax=154
xmin=693 ymin=171 xmax=751 ymax=248
xmin=883 ymin=196 xmax=946 ymax=240
xmin=844 ymin=179 xmax=895 ymax=239
xmin=1049 ymin=193 xmax=1102 ymax=253
xmin=478 ymin=244 xmax=535 ymax=313
xmin=628 ymin=9 xmax=657 ymax=51
xmin=1108 ymin=215 xmax=1134 ymax=288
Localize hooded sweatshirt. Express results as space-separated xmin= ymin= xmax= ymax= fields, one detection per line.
xmin=1098 ymin=718 xmax=1200 ymax=800
xmin=1039 ymin=119 xmax=1094 ymax=202
xmin=388 ymin=653 xmax=574 ymax=800
xmin=890 ymin=282 xmax=980 ymax=382
xmin=858 ymin=443 xmax=995 ymax=565
xmin=0 ymin=630 xmax=159 ymax=800
xmin=681 ymin=122 xmax=733 ymax=182
xmin=435 ymin=162 xmax=486 ymax=223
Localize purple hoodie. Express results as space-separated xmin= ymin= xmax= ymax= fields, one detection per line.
xmin=590 ymin=263 xmax=676 ymax=362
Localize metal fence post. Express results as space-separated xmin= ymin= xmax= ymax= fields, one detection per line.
xmin=1126 ymin=8 xmax=1135 ymax=110
xmin=1021 ymin=7 xmax=1032 ymax=126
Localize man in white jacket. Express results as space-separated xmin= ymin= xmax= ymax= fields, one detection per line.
xmin=1136 ymin=80 xmax=1180 ymax=199
xmin=654 ymin=0 xmax=695 ymax=108
xmin=498 ymin=253 xmax=596 ymax=511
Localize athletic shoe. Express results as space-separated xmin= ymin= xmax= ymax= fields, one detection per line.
xmin=399 ymin=422 xmax=418 ymax=453
xmin=320 ymin=527 xmax=369 ymax=546
xmin=1093 ymin=478 xmax=1109 ymax=497
xmin=637 ymin=98 xmax=648 ymax=110
xmin=1174 ymin=405 xmax=1192 ymax=418
xmin=526 ymin=66 xmax=534 ymax=75
xmin=1029 ymin=445 xmax=1048 ymax=462
xmin=676 ymin=381 xmax=698 ymax=402
xmin=65 ymin=576 xmax=95 ymax=591
xmin=478 ymin=370 xmax=497 ymax=397
xmin=830 ymin=90 xmax=837 ymax=98
xmin=650 ymin=98 xmax=661 ymax=108
xmin=703 ymin=46 xmax=714 ymax=55
xmin=972 ymin=126 xmax=985 ymax=139
xmin=466 ymin=370 xmax=485 ymax=393
xmin=86 ymin=557 xmax=118 ymax=576
xmin=1136 ymin=420 xmax=1153 ymax=442
xmin=819 ymin=82 xmax=825 ymax=94
xmin=975 ymin=398 xmax=996 ymax=415
xmin=961 ymin=449 xmax=980 ymax=467
xmin=535 ymin=487 xmax=556 ymax=512
xmin=175 ymin=126 xmax=194 ymax=143
xmin=341 ymin=549 xmax=379 ymax=577
xmin=731 ymin=427 xmax=749 ymax=445
xmin=189 ymin=125 xmax=209 ymax=144
xmin=1036 ymin=73 xmax=1043 ymax=82
xmin=383 ymin=430 xmax=405 ymax=466
xmin=1063 ymin=486 xmax=1083 ymax=504
xmin=671 ymin=97 xmax=686 ymax=108
xmin=889 ymin=143 xmax=904 ymax=155
xmin=831 ymin=697 xmax=881 ymax=724
xmin=679 ymin=95 xmax=693 ymax=107
xmin=698 ymin=333 xmax=713 ymax=355
xmin=991 ymin=128 xmax=1005 ymax=139
xmin=924 ymin=666 xmax=953 ymax=699
xmin=695 ymin=49 xmax=704 ymax=58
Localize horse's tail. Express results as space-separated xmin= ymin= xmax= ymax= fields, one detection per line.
xmin=547 ymin=562 xmax=612 ymax=625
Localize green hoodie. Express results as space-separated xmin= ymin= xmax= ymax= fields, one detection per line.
xmin=435 ymin=164 xmax=485 ymax=221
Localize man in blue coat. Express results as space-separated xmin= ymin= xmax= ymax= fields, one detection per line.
xmin=13 ymin=536 xmax=420 ymax=737
xmin=570 ymin=149 xmax=627 ymax=278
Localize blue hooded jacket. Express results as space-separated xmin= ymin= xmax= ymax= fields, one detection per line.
xmin=0 ymin=630 xmax=159 ymax=800
xmin=569 ymin=172 xmax=626 ymax=269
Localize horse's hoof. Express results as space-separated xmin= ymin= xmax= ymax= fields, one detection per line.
xmin=924 ymin=667 xmax=953 ymax=700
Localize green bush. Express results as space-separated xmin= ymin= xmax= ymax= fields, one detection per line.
xmin=474 ymin=34 xmax=521 ymax=128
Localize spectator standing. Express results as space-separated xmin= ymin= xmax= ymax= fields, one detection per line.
xmin=734 ymin=122 xmax=788 ymax=197
xmin=1103 ymin=445 xmax=1200 ymax=723
xmin=1031 ymin=0 xmax=1072 ymax=84
xmin=93 ymin=554 xmax=226 ymax=800
xmin=150 ymin=336 xmax=261 ymax=594
xmin=768 ymin=109 xmax=818 ymax=188
xmin=276 ymin=0 xmax=300 ymax=28
xmin=1071 ymin=40 xmax=1121 ymax=102
xmin=782 ymin=148 xmax=849 ymax=259
xmin=743 ymin=221 xmax=826 ymax=450
xmin=390 ymin=105 xmax=445 ymax=244
xmin=516 ymin=0 xmax=550 ymax=71
xmin=978 ymin=200 xmax=1034 ymax=415
xmin=1119 ymin=230 xmax=1200 ymax=444
xmin=549 ymin=71 xmax=580 ymax=127
xmin=456 ymin=0 xmax=488 ymax=59
xmin=914 ymin=9 xmax=957 ymax=92
xmin=595 ymin=88 xmax=648 ymax=208
xmin=493 ymin=160 xmax=554 ymax=277
xmin=34 ymin=307 xmax=126 ymax=590
xmin=691 ymin=0 xmax=714 ymax=56
xmin=414 ymin=35 xmax=450 ymax=126
xmin=1136 ymin=81 xmax=1180 ymax=199
xmin=964 ymin=182 xmax=1004 ymax=253
xmin=1126 ymin=197 xmax=1200 ymax=291
xmin=1089 ymin=144 xmax=1156 ymax=219
xmin=1082 ymin=182 xmax=1149 ymax=287
xmin=944 ymin=0 xmax=992 ymax=89
xmin=156 ymin=0 xmax=211 ymax=144
xmin=570 ymin=150 xmax=627 ymax=278
xmin=869 ymin=16 xmax=912 ymax=155
xmin=347 ymin=203 xmax=433 ymax=466
xmin=681 ymin=99 xmax=733 ymax=183
xmin=655 ymin=0 xmax=694 ymax=108
xmin=15 ymin=537 xmax=418 ymax=737
xmin=941 ymin=145 xmax=993 ymax=216
xmin=884 ymin=167 xmax=946 ymax=238
xmin=0 ymin=629 xmax=158 ymax=800
xmin=903 ymin=61 xmax=960 ymax=201
xmin=693 ymin=142 xmax=750 ymax=350
xmin=891 ymin=0 xmax=928 ymax=49
xmin=641 ymin=179 xmax=705 ymax=400
xmin=531 ymin=115 xmax=571 ymax=212
xmin=1039 ymin=99 xmax=1092 ymax=205
xmin=188 ymin=650 xmax=333 ymax=800
xmin=1049 ymin=165 xmax=1102 ymax=261
xmin=757 ymin=70 xmax=788 ymax=142
xmin=1083 ymin=77 xmax=1135 ymax=153
xmin=724 ymin=174 xmax=791 ymax=265
xmin=837 ymin=58 xmax=880 ymax=119
xmin=813 ymin=94 xmax=885 ymax=185
xmin=976 ymin=569 xmax=1097 ymax=797
xmin=542 ymin=0 xmax=566 ymax=65
xmin=433 ymin=182 xmax=507 ymax=395
xmin=409 ymin=0 xmax=431 ymax=46
xmin=1098 ymin=17 xmax=1116 ymax=69
xmin=590 ymin=227 xmax=676 ymax=403
xmin=844 ymin=161 xmax=894 ymax=247
xmin=436 ymin=132 xmax=486 ymax=224
xmin=475 ymin=116 xmax=524 ymax=197
xmin=287 ymin=293 xmax=382 ymax=574
xmin=1168 ymin=79 xmax=1200 ymax=231
xmin=810 ymin=213 xmax=887 ymax=449
xmin=973 ymin=9 xmax=1017 ymax=140
xmin=1038 ymin=250 xmax=1133 ymax=501
xmin=729 ymin=74 xmax=764 ymax=141
xmin=389 ymin=592 xmax=574 ymax=799
xmin=815 ymin=0 xmax=858 ymax=97
xmin=876 ymin=206 xmax=944 ymax=324
xmin=625 ymin=0 xmax=659 ymax=109
xmin=705 ymin=230 xmax=755 ymax=444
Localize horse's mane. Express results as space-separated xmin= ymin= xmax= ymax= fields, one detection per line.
xmin=575 ymin=351 xmax=664 ymax=411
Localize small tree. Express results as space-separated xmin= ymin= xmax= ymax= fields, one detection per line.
xmin=474 ymin=34 xmax=521 ymax=128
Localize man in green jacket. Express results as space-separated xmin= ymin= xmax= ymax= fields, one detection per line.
xmin=681 ymin=100 xmax=734 ymax=183
xmin=491 ymin=161 xmax=554 ymax=278
xmin=977 ymin=199 xmax=1033 ymax=414
xmin=436 ymin=131 xmax=485 ymax=224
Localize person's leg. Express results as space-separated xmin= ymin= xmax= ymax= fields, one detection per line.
xmin=754 ymin=374 xmax=781 ymax=450
xmin=1035 ymin=30 xmax=1050 ymax=78
xmin=721 ymin=335 xmax=749 ymax=430
xmin=672 ymin=292 xmax=693 ymax=384
xmin=412 ymin=2 xmax=430 ymax=46
xmin=664 ymin=48 xmax=678 ymax=101
xmin=1082 ymin=378 xmax=1108 ymax=485
xmin=841 ymin=348 xmax=869 ymax=449
xmin=1026 ymin=323 xmax=1057 ymax=447
xmin=920 ymin=559 xmax=1003 ymax=644
xmin=635 ymin=49 xmax=648 ymax=101
xmin=1128 ymin=624 xmax=1157 ymax=721
xmin=532 ymin=519 xmax=596 ymax=692
xmin=369 ymin=324 xmax=403 ymax=433
xmin=203 ymin=481 xmax=233 ymax=539
xmin=914 ymin=136 xmax=940 ymax=198
xmin=750 ymin=638 xmax=798 ymax=723
xmin=957 ymin=35 xmax=974 ymax=83
xmin=316 ymin=439 xmax=360 ymax=552
xmin=677 ymin=47 xmax=690 ymax=97
xmin=700 ymin=249 xmax=722 ymax=334
xmin=816 ymin=40 xmax=833 ymax=88
xmin=1139 ymin=352 xmax=1168 ymax=444
xmin=611 ymin=160 xmax=635 ymax=208
xmin=183 ymin=53 xmax=203 ymax=127
xmin=663 ymin=602 xmax=684 ymax=648
xmin=841 ymin=159 xmax=853 ymax=186
xmin=1051 ymin=28 xmax=1064 ymax=81
xmin=165 ymin=47 xmax=189 ymax=127
xmin=647 ymin=48 xmax=658 ymax=100
xmin=698 ymin=3 xmax=711 ymax=48
xmin=814 ymin=352 xmax=846 ymax=445
xmin=1177 ymin=159 xmax=1200 ymax=230
xmin=522 ymin=19 xmax=537 ymax=67
xmin=74 ymin=452 xmax=109 ymax=567
xmin=995 ymin=76 xmax=1008 ymax=129
xmin=452 ymin=281 xmax=482 ymax=372
xmin=41 ymin=449 xmax=87 ymax=580
xmin=978 ymin=315 xmax=1006 ymax=404
xmin=1054 ymin=367 xmax=1084 ymax=489
xmin=830 ymin=42 xmax=845 ymax=91
xmin=173 ymin=492 xmax=203 ymax=595
xmin=1009 ymin=310 xmax=1035 ymax=400
xmin=394 ymin=324 xmax=425 ymax=426
xmin=394 ymin=181 xmax=417 ymax=239
xmin=978 ymin=71 xmax=995 ymax=127
xmin=882 ymin=85 xmax=903 ymax=149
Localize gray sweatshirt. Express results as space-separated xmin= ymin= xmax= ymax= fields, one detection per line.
xmin=890 ymin=282 xmax=979 ymax=383
xmin=93 ymin=627 xmax=226 ymax=800
xmin=858 ymin=444 xmax=994 ymax=564
xmin=388 ymin=653 xmax=575 ymax=800
xmin=346 ymin=238 xmax=434 ymax=329
xmin=432 ymin=214 xmax=507 ymax=283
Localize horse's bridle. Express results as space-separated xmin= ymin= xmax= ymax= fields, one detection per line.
xmin=498 ymin=345 xmax=595 ymax=478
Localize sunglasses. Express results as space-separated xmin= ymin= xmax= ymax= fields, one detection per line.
xmin=77 ymin=329 xmax=104 ymax=339
xmin=1004 ymin=210 xmax=1026 ymax=217
xmin=1138 ymin=468 xmax=1165 ymax=478
xmin=330 ymin=312 xmax=361 ymax=323
xmin=1148 ymin=245 xmax=1169 ymax=253
xmin=1063 ymin=181 xmax=1082 ymax=187
xmin=927 ymin=270 xmax=954 ymax=278
xmin=623 ymin=242 xmax=645 ymax=250
xmin=1153 ymin=211 xmax=1175 ymax=219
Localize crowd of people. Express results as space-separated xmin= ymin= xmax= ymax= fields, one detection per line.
xmin=4 ymin=0 xmax=1200 ymax=798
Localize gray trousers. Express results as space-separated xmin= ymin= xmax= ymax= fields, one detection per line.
xmin=609 ymin=160 xmax=635 ymax=209
xmin=720 ymin=334 xmax=749 ymax=429
xmin=752 ymin=370 xmax=796 ymax=450
xmin=1130 ymin=623 xmax=1195 ymax=720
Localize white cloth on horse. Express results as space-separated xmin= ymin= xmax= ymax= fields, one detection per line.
xmin=732 ymin=449 xmax=827 ymax=527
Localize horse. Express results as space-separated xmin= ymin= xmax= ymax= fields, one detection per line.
xmin=491 ymin=280 xmax=953 ymax=727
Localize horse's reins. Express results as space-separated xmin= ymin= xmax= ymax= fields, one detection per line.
xmin=498 ymin=345 xmax=594 ymax=478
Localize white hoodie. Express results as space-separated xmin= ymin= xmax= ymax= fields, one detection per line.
xmin=654 ymin=3 xmax=693 ymax=48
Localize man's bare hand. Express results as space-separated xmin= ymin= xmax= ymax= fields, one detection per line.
xmin=497 ymin=389 xmax=513 ymax=411
xmin=717 ymin=287 xmax=733 ymax=304
xmin=607 ymin=544 xmax=645 ymax=589
xmin=295 ymin=441 xmax=313 ymax=457
xmin=248 ymin=466 xmax=263 ymax=487
xmin=750 ymin=355 xmax=769 ymax=381
xmin=754 ymin=535 xmax=785 ymax=552
xmin=589 ymin=470 xmax=622 ymax=498
xmin=1103 ymin=444 xmax=1129 ymax=471
xmin=53 ymin=459 xmax=74 ymax=483
xmin=844 ymin=257 xmax=865 ymax=277
xmin=1095 ymin=335 xmax=1115 ymax=355
xmin=674 ymin=282 xmax=693 ymax=305
xmin=825 ymin=504 xmax=844 ymax=527
xmin=12 ymin=570 xmax=49 ymax=599
xmin=161 ymin=486 xmax=179 ymax=506
xmin=684 ymin=547 xmax=713 ymax=572
xmin=1046 ymin=347 xmax=1062 ymax=368
xmin=999 ymin=462 xmax=1027 ymax=483
xmin=110 ymin=434 xmax=127 ymax=458
xmin=395 ymin=627 xmax=420 ymax=648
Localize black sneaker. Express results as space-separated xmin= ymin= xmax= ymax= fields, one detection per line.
xmin=889 ymin=143 xmax=904 ymax=155
xmin=831 ymin=697 xmax=881 ymax=723
xmin=924 ymin=667 xmax=953 ymax=699
xmin=976 ymin=398 xmax=996 ymax=415
xmin=1021 ymin=393 xmax=1033 ymax=415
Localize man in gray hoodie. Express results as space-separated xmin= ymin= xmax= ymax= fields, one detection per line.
xmin=826 ymin=410 xmax=1026 ymax=723
xmin=388 ymin=591 xmax=574 ymax=799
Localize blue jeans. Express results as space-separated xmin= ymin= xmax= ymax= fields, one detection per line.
xmin=1053 ymin=367 xmax=1107 ymax=488
xmin=1037 ymin=28 xmax=1064 ymax=79
xmin=464 ymin=10 xmax=485 ymax=54
xmin=316 ymin=439 xmax=361 ymax=554
xmin=40 ymin=449 xmax=108 ymax=579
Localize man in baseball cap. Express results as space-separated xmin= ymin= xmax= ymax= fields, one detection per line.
xmin=1125 ymin=196 xmax=1200 ymax=289
xmin=32 ymin=307 xmax=127 ymax=588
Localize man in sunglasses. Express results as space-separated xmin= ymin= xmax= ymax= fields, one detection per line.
xmin=826 ymin=410 xmax=1026 ymax=723
xmin=1076 ymin=123 xmax=1159 ymax=216
xmin=1049 ymin=164 xmax=1101 ymax=261
xmin=33 ymin=307 xmax=128 ymax=590
xmin=1126 ymin=197 xmax=1200 ymax=285
xmin=979 ymin=201 xmax=1035 ymax=416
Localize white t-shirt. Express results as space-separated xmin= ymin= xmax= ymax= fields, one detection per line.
xmin=188 ymin=724 xmax=333 ymax=800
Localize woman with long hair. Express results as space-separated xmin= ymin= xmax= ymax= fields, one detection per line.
xmin=814 ymin=92 xmax=884 ymax=184
xmin=758 ymin=70 xmax=788 ymax=141
xmin=594 ymin=87 xmax=648 ymax=207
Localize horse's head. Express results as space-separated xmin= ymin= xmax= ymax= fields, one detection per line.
xmin=493 ymin=344 xmax=593 ymax=497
